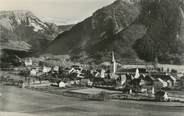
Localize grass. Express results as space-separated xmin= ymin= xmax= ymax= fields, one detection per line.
xmin=0 ymin=86 xmax=184 ymax=116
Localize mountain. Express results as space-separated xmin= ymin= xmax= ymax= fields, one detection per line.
xmin=0 ymin=10 xmax=73 ymax=52
xmin=45 ymin=0 xmax=184 ymax=65
xmin=0 ymin=10 xmax=55 ymax=52
xmin=57 ymin=24 xmax=74 ymax=33
xmin=0 ymin=25 xmax=30 ymax=51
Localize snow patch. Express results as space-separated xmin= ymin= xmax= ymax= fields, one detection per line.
xmin=29 ymin=22 xmax=43 ymax=32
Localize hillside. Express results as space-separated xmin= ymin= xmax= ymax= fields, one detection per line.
xmin=45 ymin=0 xmax=184 ymax=64
xmin=0 ymin=25 xmax=30 ymax=51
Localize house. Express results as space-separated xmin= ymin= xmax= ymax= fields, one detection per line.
xmin=166 ymin=80 xmax=173 ymax=88
xmin=139 ymin=74 xmax=147 ymax=86
xmin=155 ymin=90 xmax=169 ymax=102
xmin=110 ymin=73 xmax=119 ymax=79
xmin=53 ymin=66 xmax=59 ymax=72
xmin=69 ymin=67 xmax=82 ymax=74
xmin=100 ymin=69 xmax=106 ymax=78
xmin=129 ymin=89 xmax=133 ymax=94
xmin=68 ymin=80 xmax=75 ymax=85
xmin=134 ymin=68 xmax=140 ymax=79
xmin=140 ymin=75 xmax=155 ymax=95
xmin=30 ymin=69 xmax=37 ymax=77
xmin=94 ymin=71 xmax=100 ymax=78
xmin=58 ymin=81 xmax=66 ymax=88
xmin=74 ymin=80 xmax=80 ymax=85
xmin=148 ymin=86 xmax=155 ymax=96
xmin=43 ymin=66 xmax=52 ymax=73
xmin=140 ymin=79 xmax=145 ymax=86
xmin=68 ymin=66 xmax=85 ymax=78
xmin=115 ymin=74 xmax=126 ymax=89
xmin=120 ymin=74 xmax=126 ymax=85
xmin=156 ymin=75 xmax=176 ymax=87
xmin=24 ymin=58 xmax=32 ymax=66
xmin=51 ymin=82 xmax=58 ymax=87
xmin=69 ymin=68 xmax=75 ymax=73
xmin=77 ymin=72 xmax=85 ymax=78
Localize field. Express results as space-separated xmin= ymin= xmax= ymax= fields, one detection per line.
xmin=70 ymin=88 xmax=121 ymax=95
xmin=0 ymin=86 xmax=184 ymax=116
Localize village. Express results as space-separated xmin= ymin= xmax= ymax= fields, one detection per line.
xmin=1 ymin=52 xmax=184 ymax=102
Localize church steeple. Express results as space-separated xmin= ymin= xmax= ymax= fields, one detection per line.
xmin=112 ymin=51 xmax=117 ymax=74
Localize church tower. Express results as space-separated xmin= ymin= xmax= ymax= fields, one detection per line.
xmin=112 ymin=51 xmax=117 ymax=74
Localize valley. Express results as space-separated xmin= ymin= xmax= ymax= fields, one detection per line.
xmin=1 ymin=0 xmax=184 ymax=116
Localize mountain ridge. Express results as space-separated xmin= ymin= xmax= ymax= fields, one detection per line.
xmin=0 ymin=10 xmax=73 ymax=52
xmin=44 ymin=0 xmax=184 ymax=65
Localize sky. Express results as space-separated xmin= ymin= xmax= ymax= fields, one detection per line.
xmin=0 ymin=0 xmax=115 ymax=25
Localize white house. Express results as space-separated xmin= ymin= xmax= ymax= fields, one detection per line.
xmin=95 ymin=71 xmax=100 ymax=78
xmin=134 ymin=68 xmax=140 ymax=79
xmin=24 ymin=58 xmax=32 ymax=66
xmin=110 ymin=73 xmax=119 ymax=79
xmin=167 ymin=80 xmax=173 ymax=88
xmin=30 ymin=69 xmax=37 ymax=77
xmin=100 ymin=69 xmax=106 ymax=78
xmin=53 ymin=66 xmax=59 ymax=72
xmin=121 ymin=75 xmax=126 ymax=85
xmin=58 ymin=81 xmax=66 ymax=88
xmin=43 ymin=66 xmax=52 ymax=73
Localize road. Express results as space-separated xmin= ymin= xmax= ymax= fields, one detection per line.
xmin=0 ymin=86 xmax=184 ymax=116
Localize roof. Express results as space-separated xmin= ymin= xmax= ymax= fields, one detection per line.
xmin=157 ymin=78 xmax=166 ymax=83
xmin=169 ymin=75 xmax=176 ymax=81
